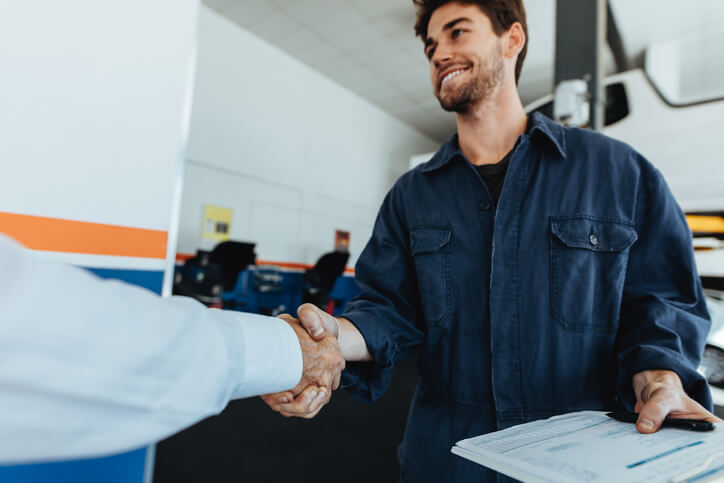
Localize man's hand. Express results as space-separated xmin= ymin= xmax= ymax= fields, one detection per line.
xmin=296 ymin=303 xmax=372 ymax=362
xmin=262 ymin=305 xmax=372 ymax=419
xmin=633 ymin=370 xmax=722 ymax=433
xmin=297 ymin=303 xmax=339 ymax=341
xmin=260 ymin=314 xmax=344 ymax=417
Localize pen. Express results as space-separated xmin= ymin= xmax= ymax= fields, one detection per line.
xmin=606 ymin=411 xmax=715 ymax=432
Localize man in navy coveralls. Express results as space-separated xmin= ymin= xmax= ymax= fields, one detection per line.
xmin=263 ymin=1 xmax=721 ymax=481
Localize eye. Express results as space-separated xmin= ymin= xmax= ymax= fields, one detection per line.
xmin=426 ymin=46 xmax=436 ymax=60
xmin=451 ymin=29 xmax=465 ymax=39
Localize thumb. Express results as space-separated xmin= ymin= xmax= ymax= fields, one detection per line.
xmin=297 ymin=303 xmax=328 ymax=340
xmin=636 ymin=396 xmax=669 ymax=434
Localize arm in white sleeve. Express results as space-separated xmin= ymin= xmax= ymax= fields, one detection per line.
xmin=0 ymin=235 xmax=302 ymax=464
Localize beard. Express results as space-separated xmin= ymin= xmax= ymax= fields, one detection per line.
xmin=436 ymin=41 xmax=505 ymax=113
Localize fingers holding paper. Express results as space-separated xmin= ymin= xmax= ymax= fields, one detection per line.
xmin=633 ymin=370 xmax=722 ymax=434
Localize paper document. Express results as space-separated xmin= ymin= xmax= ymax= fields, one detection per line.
xmin=452 ymin=411 xmax=724 ymax=483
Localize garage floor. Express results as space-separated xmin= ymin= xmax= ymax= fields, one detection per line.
xmin=153 ymin=351 xmax=420 ymax=483
xmin=153 ymin=352 xmax=724 ymax=483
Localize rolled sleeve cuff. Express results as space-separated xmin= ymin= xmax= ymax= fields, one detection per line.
xmin=617 ymin=345 xmax=713 ymax=411
xmin=216 ymin=312 xmax=302 ymax=399
xmin=340 ymin=310 xmax=410 ymax=403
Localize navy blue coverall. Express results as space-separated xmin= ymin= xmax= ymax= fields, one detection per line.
xmin=340 ymin=112 xmax=711 ymax=482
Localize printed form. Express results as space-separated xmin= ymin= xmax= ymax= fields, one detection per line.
xmin=452 ymin=411 xmax=724 ymax=483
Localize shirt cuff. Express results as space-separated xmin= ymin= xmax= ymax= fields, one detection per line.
xmin=216 ymin=312 xmax=302 ymax=399
xmin=617 ymin=345 xmax=713 ymax=411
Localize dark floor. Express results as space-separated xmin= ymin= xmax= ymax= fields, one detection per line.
xmin=153 ymin=351 xmax=420 ymax=483
xmin=153 ymin=350 xmax=724 ymax=483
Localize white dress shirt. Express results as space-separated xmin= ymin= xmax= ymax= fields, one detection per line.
xmin=0 ymin=235 xmax=302 ymax=464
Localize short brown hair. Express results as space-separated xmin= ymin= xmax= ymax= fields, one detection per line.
xmin=413 ymin=0 xmax=528 ymax=84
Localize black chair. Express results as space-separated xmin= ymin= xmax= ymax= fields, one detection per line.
xmin=172 ymin=250 xmax=225 ymax=306
xmin=209 ymin=241 xmax=257 ymax=292
xmin=173 ymin=241 xmax=256 ymax=307
xmin=303 ymin=251 xmax=350 ymax=310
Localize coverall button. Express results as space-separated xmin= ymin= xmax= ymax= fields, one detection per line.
xmin=589 ymin=234 xmax=599 ymax=246
xmin=480 ymin=201 xmax=491 ymax=211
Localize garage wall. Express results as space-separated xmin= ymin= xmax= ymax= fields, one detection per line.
xmin=0 ymin=0 xmax=200 ymax=481
xmin=178 ymin=6 xmax=438 ymax=267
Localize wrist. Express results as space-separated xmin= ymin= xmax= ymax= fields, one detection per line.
xmin=334 ymin=316 xmax=347 ymax=355
xmin=335 ymin=317 xmax=373 ymax=362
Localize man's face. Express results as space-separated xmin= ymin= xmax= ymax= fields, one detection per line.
xmin=424 ymin=2 xmax=506 ymax=113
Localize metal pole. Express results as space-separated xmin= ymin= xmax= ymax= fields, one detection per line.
xmin=554 ymin=0 xmax=607 ymax=131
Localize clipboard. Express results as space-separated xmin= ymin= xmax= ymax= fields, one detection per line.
xmin=451 ymin=411 xmax=724 ymax=483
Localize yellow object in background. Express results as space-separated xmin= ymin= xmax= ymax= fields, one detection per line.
xmin=202 ymin=205 xmax=232 ymax=244
xmin=687 ymin=215 xmax=724 ymax=235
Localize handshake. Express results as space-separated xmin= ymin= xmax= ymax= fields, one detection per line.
xmin=261 ymin=303 xmax=347 ymax=419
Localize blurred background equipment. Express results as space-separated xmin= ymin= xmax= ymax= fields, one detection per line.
xmin=303 ymin=250 xmax=350 ymax=312
xmin=172 ymin=241 xmax=256 ymax=308
xmin=173 ymin=250 xmax=225 ymax=306
xmin=701 ymin=344 xmax=724 ymax=389
xmin=553 ymin=79 xmax=590 ymax=127
xmin=210 ymin=241 xmax=257 ymax=292
xmin=175 ymin=241 xmax=358 ymax=316
xmin=334 ymin=230 xmax=350 ymax=252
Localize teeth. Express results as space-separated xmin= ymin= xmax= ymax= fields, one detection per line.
xmin=442 ymin=69 xmax=466 ymax=85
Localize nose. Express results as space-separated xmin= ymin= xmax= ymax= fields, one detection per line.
xmin=432 ymin=43 xmax=453 ymax=69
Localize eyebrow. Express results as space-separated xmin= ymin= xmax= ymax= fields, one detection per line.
xmin=425 ymin=17 xmax=472 ymax=50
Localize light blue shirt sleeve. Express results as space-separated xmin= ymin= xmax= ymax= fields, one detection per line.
xmin=0 ymin=235 xmax=302 ymax=464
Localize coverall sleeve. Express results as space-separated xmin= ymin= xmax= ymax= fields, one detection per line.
xmin=615 ymin=158 xmax=712 ymax=410
xmin=0 ymin=235 xmax=302 ymax=464
xmin=341 ymin=186 xmax=425 ymax=403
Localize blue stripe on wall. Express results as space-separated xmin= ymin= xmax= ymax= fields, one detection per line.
xmin=86 ymin=267 xmax=165 ymax=295
xmin=0 ymin=448 xmax=147 ymax=483
xmin=0 ymin=268 xmax=164 ymax=482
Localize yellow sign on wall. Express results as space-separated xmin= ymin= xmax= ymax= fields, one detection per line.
xmin=201 ymin=205 xmax=232 ymax=245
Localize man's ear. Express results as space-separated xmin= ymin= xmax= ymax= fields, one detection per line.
xmin=504 ymin=22 xmax=526 ymax=59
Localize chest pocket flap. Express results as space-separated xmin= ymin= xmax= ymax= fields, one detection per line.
xmin=411 ymin=228 xmax=451 ymax=255
xmin=551 ymin=216 xmax=637 ymax=252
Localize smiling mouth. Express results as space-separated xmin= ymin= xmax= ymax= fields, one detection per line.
xmin=440 ymin=67 xmax=469 ymax=88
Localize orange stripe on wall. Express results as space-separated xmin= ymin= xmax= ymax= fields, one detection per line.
xmin=175 ymin=253 xmax=194 ymax=262
xmin=175 ymin=253 xmax=355 ymax=274
xmin=257 ymin=260 xmax=311 ymax=271
xmin=0 ymin=212 xmax=167 ymax=259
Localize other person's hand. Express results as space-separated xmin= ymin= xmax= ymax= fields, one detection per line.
xmin=261 ymin=307 xmax=344 ymax=418
xmin=633 ymin=369 xmax=722 ymax=433
xmin=261 ymin=314 xmax=344 ymax=410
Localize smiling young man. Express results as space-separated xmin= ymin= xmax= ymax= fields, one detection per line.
xmin=263 ymin=1 xmax=719 ymax=481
